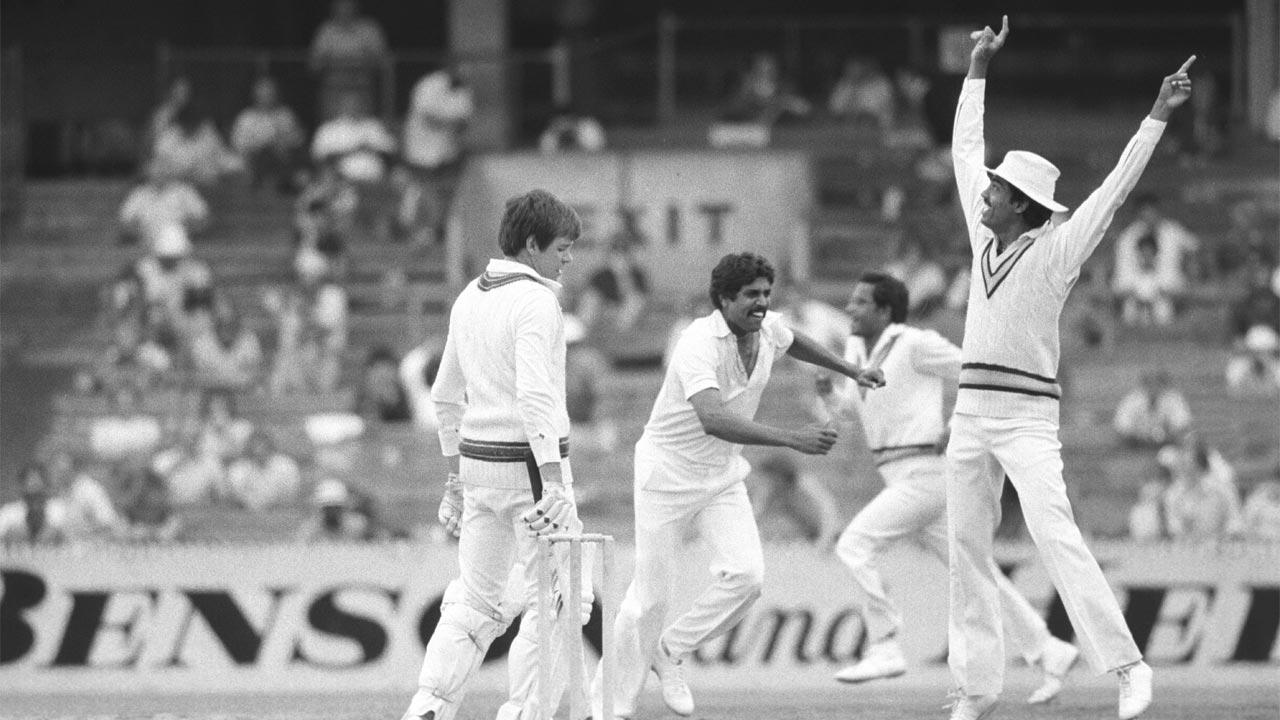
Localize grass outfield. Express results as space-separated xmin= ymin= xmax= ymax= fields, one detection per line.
xmin=3 ymin=667 xmax=1276 ymax=720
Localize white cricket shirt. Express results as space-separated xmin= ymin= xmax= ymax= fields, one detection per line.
xmin=952 ymin=79 xmax=1166 ymax=422
xmin=638 ymin=309 xmax=795 ymax=490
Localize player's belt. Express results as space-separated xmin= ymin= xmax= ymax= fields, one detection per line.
xmin=871 ymin=443 xmax=941 ymax=467
xmin=458 ymin=437 xmax=570 ymax=462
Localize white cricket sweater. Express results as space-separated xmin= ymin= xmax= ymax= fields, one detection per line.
xmin=952 ymin=79 xmax=1167 ymax=422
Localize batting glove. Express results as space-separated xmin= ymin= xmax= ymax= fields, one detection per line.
xmin=521 ymin=482 xmax=578 ymax=537
xmin=437 ymin=472 xmax=463 ymax=538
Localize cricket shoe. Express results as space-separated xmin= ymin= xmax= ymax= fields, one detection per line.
xmin=1027 ymin=637 xmax=1079 ymax=704
xmin=1117 ymin=661 xmax=1153 ymax=719
xmin=946 ymin=691 xmax=998 ymax=720
xmin=834 ymin=639 xmax=907 ymax=683
xmin=653 ymin=641 xmax=694 ymax=717
xmin=592 ymin=663 xmax=638 ymax=720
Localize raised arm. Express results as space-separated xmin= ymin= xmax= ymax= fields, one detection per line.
xmin=1052 ymin=56 xmax=1195 ymax=272
xmin=953 ymin=16 xmax=1008 ymax=235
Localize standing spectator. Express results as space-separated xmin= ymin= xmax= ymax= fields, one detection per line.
xmin=189 ymin=304 xmax=264 ymax=391
xmin=1111 ymin=193 xmax=1201 ymax=320
xmin=147 ymin=77 xmax=192 ymax=155
xmin=356 ymin=346 xmax=412 ymax=423
xmin=153 ymin=101 xmax=244 ymax=189
xmin=828 ymin=56 xmax=896 ymax=131
xmin=116 ymin=460 xmax=183 ymax=543
xmin=1113 ymin=370 xmax=1193 ymax=447
xmin=1226 ymin=324 xmax=1280 ymax=396
xmin=399 ymin=336 xmax=444 ymax=431
xmin=231 ymin=76 xmax=305 ymax=194
xmin=0 ymin=465 xmax=69 ymax=545
xmin=226 ymin=430 xmax=302 ymax=511
xmin=46 ymin=451 xmax=125 ymax=541
xmin=309 ymin=0 xmax=389 ymax=121
xmin=748 ymin=454 xmax=839 ymax=545
xmin=119 ymin=160 xmax=209 ymax=248
xmin=400 ymin=66 xmax=474 ymax=245
xmin=1241 ymin=479 xmax=1280 ymax=541
xmin=724 ymin=52 xmax=812 ymax=125
xmin=267 ymin=247 xmax=348 ymax=395
xmin=539 ymin=102 xmax=607 ymax=154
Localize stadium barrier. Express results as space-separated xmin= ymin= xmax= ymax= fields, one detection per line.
xmin=1 ymin=541 xmax=1277 ymax=694
xmin=449 ymin=149 xmax=814 ymax=299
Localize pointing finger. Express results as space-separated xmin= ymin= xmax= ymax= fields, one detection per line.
xmin=1177 ymin=55 xmax=1196 ymax=74
xmin=997 ymin=15 xmax=1009 ymax=40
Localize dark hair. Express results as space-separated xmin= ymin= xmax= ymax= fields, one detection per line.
xmin=857 ymin=272 xmax=910 ymax=323
xmin=366 ymin=345 xmax=398 ymax=366
xmin=497 ymin=189 xmax=581 ymax=256
xmin=1006 ymin=183 xmax=1054 ymax=229
xmin=709 ymin=252 xmax=774 ymax=309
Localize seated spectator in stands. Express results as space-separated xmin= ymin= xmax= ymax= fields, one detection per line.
xmin=1214 ymin=200 xmax=1273 ymax=282
xmin=828 ymin=56 xmax=896 ymax=131
xmin=1241 ymin=480 xmax=1280 ymax=541
xmin=298 ymin=478 xmax=386 ymax=542
xmin=356 ymin=346 xmax=412 ymax=423
xmin=1111 ymin=193 xmax=1201 ymax=321
xmin=46 ymin=451 xmax=125 ymax=541
xmin=151 ymin=416 xmax=226 ymax=505
xmin=883 ymin=239 xmax=947 ymax=319
xmin=1229 ymin=247 xmax=1280 ymax=340
xmin=231 ymin=76 xmax=305 ymax=194
xmin=563 ymin=316 xmax=617 ymax=456
xmin=400 ymin=65 xmax=474 ymax=245
xmin=1162 ymin=442 xmax=1240 ymax=540
xmin=0 ymin=464 xmax=69 ymax=545
xmin=88 ymin=313 xmax=175 ymax=394
xmin=888 ymin=66 xmax=935 ymax=148
xmin=134 ymin=224 xmax=214 ymax=342
xmin=1064 ymin=262 xmax=1117 ymax=354
xmin=1226 ymin=325 xmax=1280 ymax=397
xmin=196 ymin=389 xmax=255 ymax=466
xmin=267 ymin=247 xmax=348 ymax=395
xmin=1115 ymin=234 xmax=1174 ymax=326
xmin=116 ymin=459 xmax=183 ymax=543
xmin=295 ymin=163 xmax=357 ymax=265
xmin=189 ymin=303 xmax=263 ymax=391
xmin=119 ymin=159 xmax=209 ymax=248
xmin=539 ymin=102 xmax=607 ymax=154
xmin=312 ymin=91 xmax=396 ymax=184
xmin=89 ymin=386 xmax=163 ymax=462
xmin=399 ymin=336 xmax=443 ymax=431
xmin=748 ymin=454 xmax=839 ymax=546
xmin=148 ymin=76 xmax=193 ymax=151
xmin=1128 ymin=475 xmax=1170 ymax=543
xmin=723 ymin=52 xmax=812 ymax=125
xmin=226 ymin=430 xmax=302 ymax=512
xmin=309 ymin=0 xmax=388 ymax=121
xmin=576 ymin=228 xmax=650 ymax=333
xmin=1113 ymin=370 xmax=1193 ymax=448
xmin=154 ymin=100 xmax=244 ymax=188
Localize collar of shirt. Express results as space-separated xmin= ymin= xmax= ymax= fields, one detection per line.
xmin=485 ymin=257 xmax=562 ymax=294
xmin=868 ymin=323 xmax=906 ymax=358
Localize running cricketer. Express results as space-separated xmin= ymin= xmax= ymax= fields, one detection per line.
xmin=596 ymin=252 xmax=885 ymax=719
xmin=400 ymin=189 xmax=588 ymax=720
xmin=944 ymin=15 xmax=1192 ymax=720
xmin=817 ymin=272 xmax=1078 ymax=704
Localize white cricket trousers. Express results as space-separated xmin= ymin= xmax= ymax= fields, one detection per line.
xmin=835 ymin=455 xmax=1052 ymax=663
xmin=609 ymin=457 xmax=765 ymax=708
xmin=946 ymin=413 xmax=1141 ymax=696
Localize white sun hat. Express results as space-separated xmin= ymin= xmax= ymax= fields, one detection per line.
xmin=986 ymin=150 xmax=1069 ymax=213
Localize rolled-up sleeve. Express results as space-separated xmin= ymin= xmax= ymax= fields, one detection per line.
xmin=513 ymin=291 xmax=565 ymax=466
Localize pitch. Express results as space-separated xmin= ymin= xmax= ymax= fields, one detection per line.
xmin=2 ymin=666 xmax=1275 ymax=720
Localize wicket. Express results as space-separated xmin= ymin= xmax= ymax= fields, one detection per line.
xmin=536 ymin=532 xmax=616 ymax=720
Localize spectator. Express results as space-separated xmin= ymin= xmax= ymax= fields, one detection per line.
xmin=883 ymin=239 xmax=948 ymax=319
xmin=1115 ymin=233 xmax=1174 ymax=326
xmin=1214 ymin=200 xmax=1273 ymax=281
xmin=563 ymin=315 xmax=618 ymax=455
xmin=356 ymin=346 xmax=412 ymax=423
xmin=88 ymin=313 xmax=175 ymax=394
xmin=1228 ymin=247 xmax=1280 ymax=339
xmin=119 ymin=159 xmax=209 ymax=248
xmin=116 ymin=460 xmax=183 ymax=543
xmin=150 ymin=416 xmax=226 ymax=505
xmin=400 ymin=66 xmax=474 ymax=245
xmin=46 ymin=451 xmax=125 ymax=541
xmin=295 ymin=163 xmax=357 ymax=264
xmin=828 ymin=56 xmax=896 ymax=131
xmin=226 ymin=430 xmax=302 ymax=511
xmin=724 ymin=52 xmax=812 ymax=125
xmin=298 ymin=478 xmax=385 ymax=542
xmin=1128 ymin=476 xmax=1170 ymax=542
xmin=309 ymin=0 xmax=389 ymax=121
xmin=748 ymin=454 xmax=840 ymax=546
xmin=1162 ymin=442 xmax=1240 ymax=540
xmin=267 ymin=247 xmax=348 ymax=395
xmin=231 ymin=76 xmax=305 ymax=193
xmin=89 ymin=386 xmax=163 ymax=462
xmin=147 ymin=76 xmax=193 ymax=154
xmin=1226 ymin=325 xmax=1280 ymax=396
xmin=1111 ymin=193 xmax=1201 ymax=321
xmin=195 ymin=389 xmax=255 ymax=466
xmin=538 ymin=102 xmax=607 ymax=154
xmin=575 ymin=228 xmax=650 ymax=333
xmin=153 ymin=101 xmax=244 ymax=188
xmin=189 ymin=303 xmax=264 ymax=391
xmin=1241 ymin=480 xmax=1280 ymax=540
xmin=1113 ymin=370 xmax=1193 ymax=447
xmin=312 ymin=91 xmax=396 ymax=184
xmin=399 ymin=336 xmax=443 ymax=431
xmin=0 ymin=465 xmax=69 ymax=545
xmin=1065 ymin=262 xmax=1117 ymax=353
xmin=133 ymin=224 xmax=214 ymax=342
